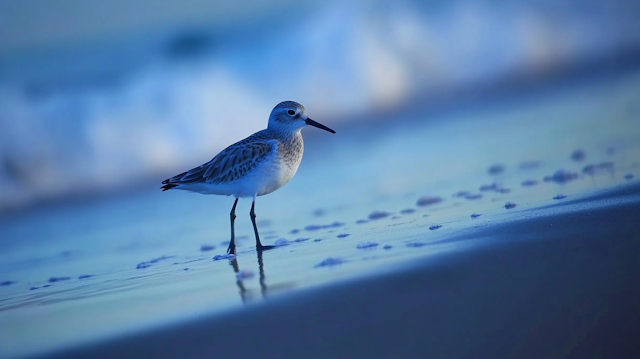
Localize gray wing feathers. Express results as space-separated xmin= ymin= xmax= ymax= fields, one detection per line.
xmin=205 ymin=142 xmax=273 ymax=183
xmin=177 ymin=165 xmax=207 ymax=183
xmin=164 ymin=140 xmax=274 ymax=186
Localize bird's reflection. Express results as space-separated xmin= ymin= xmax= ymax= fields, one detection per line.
xmin=228 ymin=250 xmax=269 ymax=303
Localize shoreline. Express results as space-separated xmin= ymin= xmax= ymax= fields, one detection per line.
xmin=37 ymin=183 xmax=640 ymax=359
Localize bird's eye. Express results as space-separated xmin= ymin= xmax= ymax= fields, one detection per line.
xmin=287 ymin=110 xmax=295 ymax=116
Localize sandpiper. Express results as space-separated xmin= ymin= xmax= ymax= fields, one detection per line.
xmin=161 ymin=101 xmax=335 ymax=254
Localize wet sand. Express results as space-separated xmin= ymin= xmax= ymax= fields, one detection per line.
xmin=39 ymin=183 xmax=640 ymax=359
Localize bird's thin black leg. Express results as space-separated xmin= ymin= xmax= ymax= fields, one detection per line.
xmin=227 ymin=198 xmax=239 ymax=255
xmin=250 ymin=199 xmax=274 ymax=251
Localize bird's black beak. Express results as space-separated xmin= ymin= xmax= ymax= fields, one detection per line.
xmin=305 ymin=118 xmax=336 ymax=134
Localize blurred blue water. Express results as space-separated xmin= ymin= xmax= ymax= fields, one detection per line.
xmin=1 ymin=0 xmax=640 ymax=211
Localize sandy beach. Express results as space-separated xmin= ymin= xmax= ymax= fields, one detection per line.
xmin=33 ymin=182 xmax=640 ymax=359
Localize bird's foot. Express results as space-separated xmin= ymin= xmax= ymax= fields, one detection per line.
xmin=227 ymin=243 xmax=236 ymax=255
xmin=257 ymin=244 xmax=276 ymax=252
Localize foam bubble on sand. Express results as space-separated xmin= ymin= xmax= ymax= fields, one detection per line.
xmin=314 ymin=257 xmax=344 ymax=268
xmin=429 ymin=224 xmax=442 ymax=230
xmin=289 ymin=229 xmax=300 ymax=234
xmin=553 ymin=194 xmax=567 ymax=200
xmin=488 ymin=164 xmax=505 ymax=175
xmin=304 ymin=222 xmax=344 ymax=231
xmin=212 ymin=254 xmax=236 ymax=261
xmin=136 ymin=255 xmax=176 ymax=269
xmin=400 ymin=208 xmax=416 ymax=214
xmin=368 ymin=211 xmax=391 ymax=220
xmin=29 ymin=287 xmax=39 ymax=290
xmin=294 ymin=238 xmax=310 ymax=242
xmin=544 ymin=169 xmax=578 ymax=184
xmin=1 ymin=280 xmax=15 ymax=286
xmin=504 ymin=202 xmax=517 ymax=209
xmin=357 ymin=242 xmax=379 ymax=249
xmin=521 ymin=179 xmax=538 ymax=187
xmin=471 ymin=213 xmax=482 ymax=219
xmin=313 ymin=239 xmax=322 ymax=242
xmin=312 ymin=209 xmax=325 ymax=217
xmin=625 ymin=173 xmax=634 ymax=180
xmin=200 ymin=244 xmax=215 ymax=252
xmin=465 ymin=193 xmax=482 ymax=200
xmin=274 ymin=238 xmax=289 ymax=246
xmin=356 ymin=219 xmax=369 ymax=224
xmin=383 ymin=245 xmax=393 ymax=250
xmin=235 ymin=270 xmax=255 ymax=281
xmin=150 ymin=255 xmax=175 ymax=263
xmin=416 ymin=196 xmax=443 ymax=207
xmin=571 ymin=149 xmax=586 ymax=161
xmin=78 ymin=275 xmax=93 ymax=279
xmin=48 ymin=277 xmax=71 ymax=282
xmin=479 ymin=183 xmax=498 ymax=191
xmin=582 ymin=162 xmax=614 ymax=176
xmin=406 ymin=242 xmax=427 ymax=248
xmin=337 ymin=233 xmax=350 ymax=238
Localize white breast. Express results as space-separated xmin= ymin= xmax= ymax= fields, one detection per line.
xmin=254 ymin=149 xmax=302 ymax=196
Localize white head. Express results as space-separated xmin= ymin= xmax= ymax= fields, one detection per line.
xmin=268 ymin=101 xmax=336 ymax=134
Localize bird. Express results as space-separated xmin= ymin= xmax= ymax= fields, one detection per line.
xmin=161 ymin=101 xmax=335 ymax=255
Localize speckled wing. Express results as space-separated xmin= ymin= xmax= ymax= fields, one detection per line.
xmin=162 ymin=140 xmax=274 ymax=187
xmin=203 ymin=141 xmax=274 ymax=184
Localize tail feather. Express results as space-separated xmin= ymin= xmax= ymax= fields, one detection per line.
xmin=161 ymin=170 xmax=190 ymax=191
xmin=160 ymin=183 xmax=179 ymax=191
